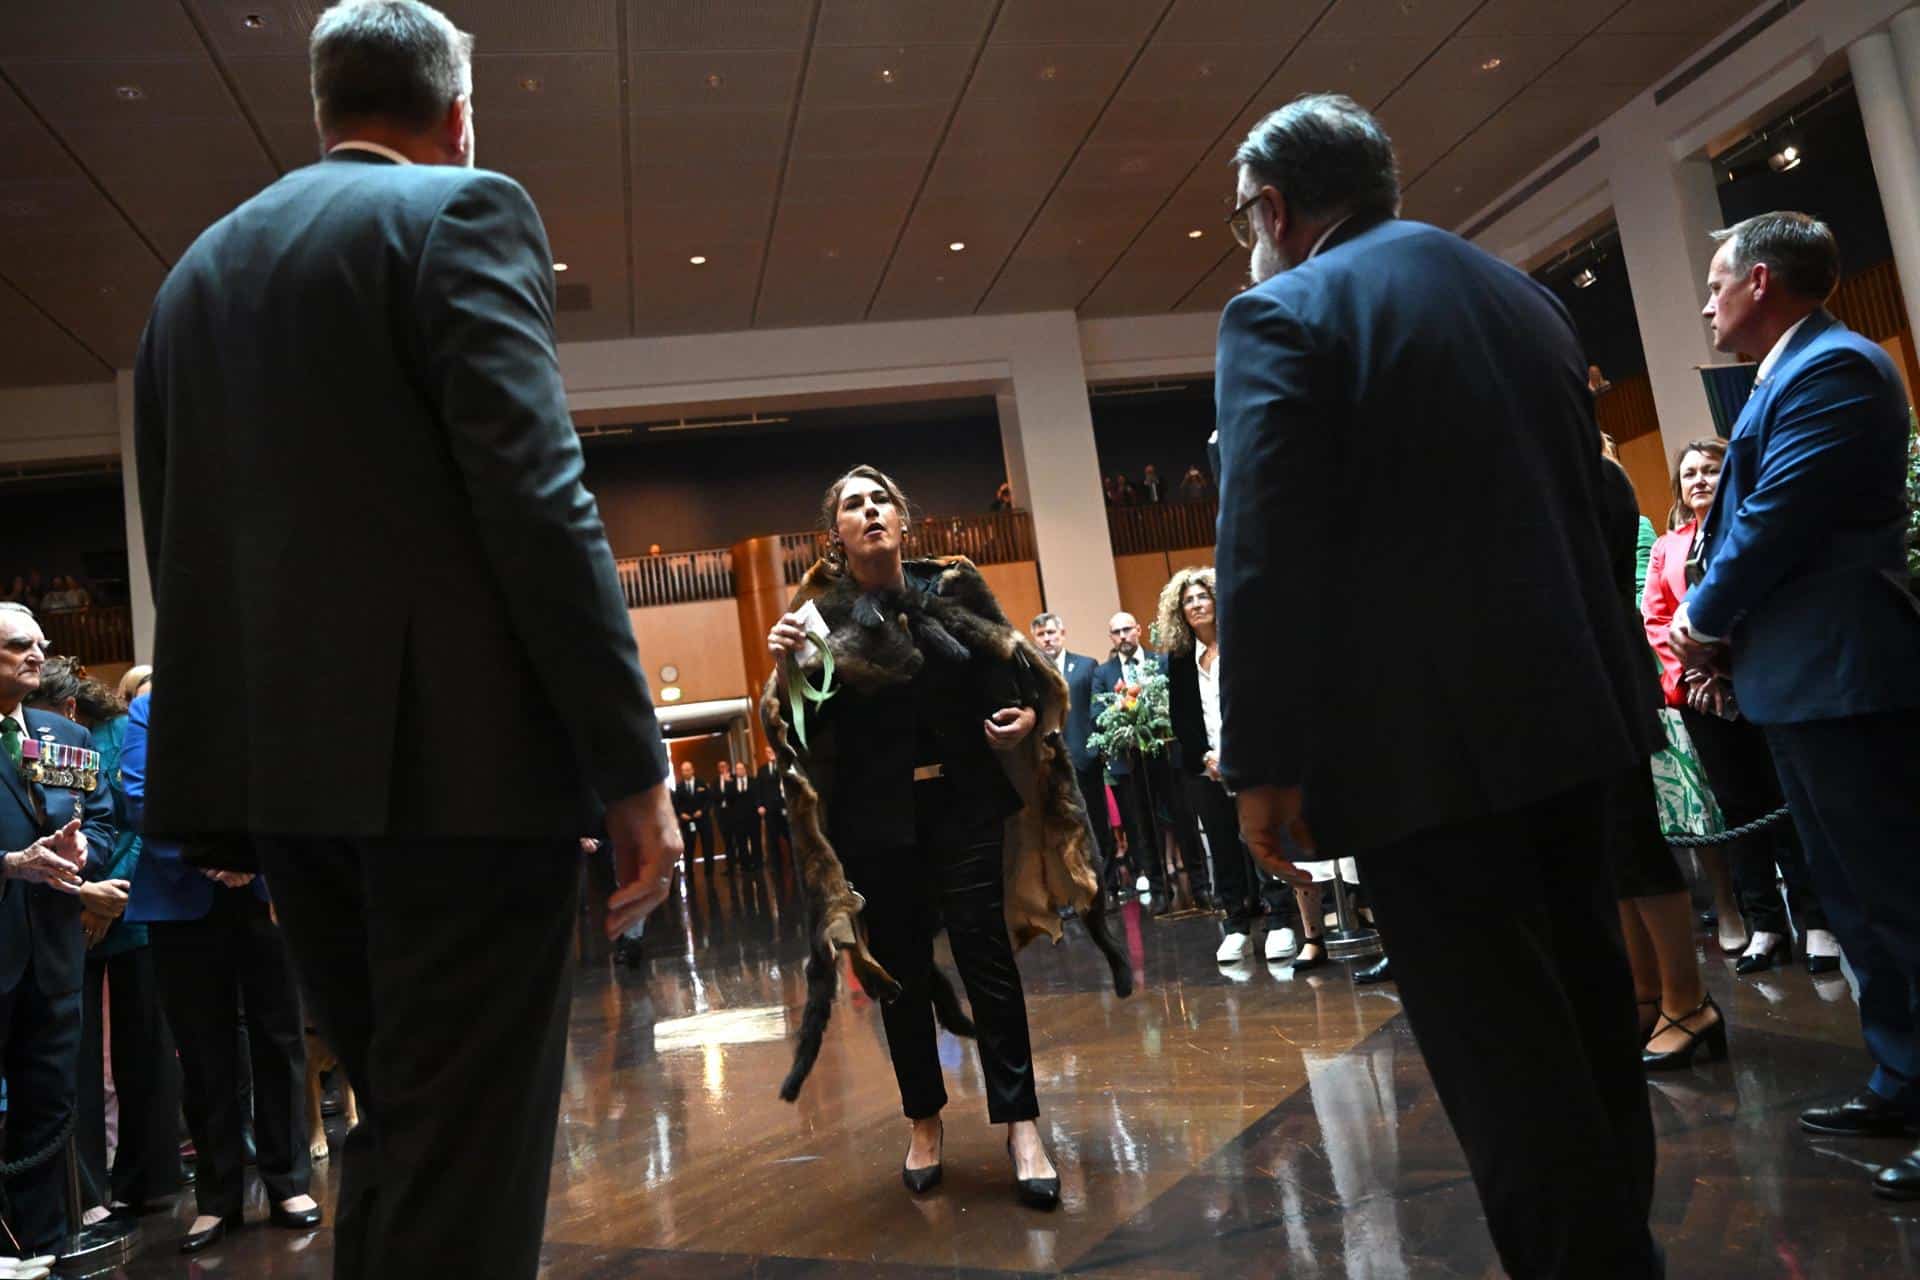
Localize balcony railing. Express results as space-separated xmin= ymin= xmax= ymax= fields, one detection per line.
xmin=1106 ymin=498 xmax=1218 ymax=556
xmin=615 ymin=548 xmax=736 ymax=609
xmin=779 ymin=510 xmax=1038 ymax=585
xmin=40 ymin=605 xmax=134 ymax=667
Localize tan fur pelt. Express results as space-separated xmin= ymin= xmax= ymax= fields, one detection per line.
xmin=760 ymin=556 xmax=1117 ymax=1097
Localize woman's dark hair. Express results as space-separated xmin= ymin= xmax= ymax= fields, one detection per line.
xmin=24 ymin=657 xmax=124 ymax=726
xmin=819 ymin=465 xmax=914 ymax=568
xmin=1669 ymin=436 xmax=1729 ymax=530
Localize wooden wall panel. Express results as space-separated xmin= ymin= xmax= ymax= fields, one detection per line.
xmin=1617 ymin=433 xmax=1676 ymax=531
xmin=979 ymin=561 xmax=1043 ymax=635
xmin=1114 ymin=552 xmax=1174 ymax=646
xmin=627 ymin=598 xmax=750 ymax=706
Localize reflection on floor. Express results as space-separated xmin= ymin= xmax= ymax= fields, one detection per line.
xmin=105 ymin=856 xmax=1920 ymax=1277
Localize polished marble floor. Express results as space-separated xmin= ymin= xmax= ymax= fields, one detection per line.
xmin=89 ymin=857 xmax=1920 ymax=1277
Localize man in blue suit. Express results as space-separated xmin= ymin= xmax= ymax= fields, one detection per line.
xmin=1672 ymin=211 xmax=1920 ymax=1199
xmin=1215 ymin=95 xmax=1662 ymax=1276
xmin=1030 ymin=612 xmax=1110 ymax=877
xmin=0 ymin=603 xmax=115 ymax=1253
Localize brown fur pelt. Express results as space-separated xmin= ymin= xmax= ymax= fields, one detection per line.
xmin=762 ymin=555 xmax=1132 ymax=1101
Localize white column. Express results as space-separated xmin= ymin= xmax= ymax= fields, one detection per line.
xmin=1604 ymin=99 xmax=1730 ymax=462
xmin=1863 ymin=19 xmax=1920 ymax=344
xmin=114 ymin=371 xmax=154 ymax=664
xmin=996 ymin=313 xmax=1121 ymax=646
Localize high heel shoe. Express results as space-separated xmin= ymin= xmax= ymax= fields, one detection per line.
xmin=1006 ymin=1134 xmax=1060 ymax=1210
xmin=1642 ymin=994 xmax=1729 ymax=1071
xmin=1291 ymin=935 xmax=1329 ymax=972
xmin=901 ymin=1120 xmax=942 ymax=1194
xmin=1734 ymin=932 xmax=1791 ymax=975
xmin=1636 ymin=998 xmax=1660 ymax=1041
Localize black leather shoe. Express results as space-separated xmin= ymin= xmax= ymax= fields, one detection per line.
xmin=1874 ymin=1149 xmax=1920 ymax=1199
xmin=1352 ymin=955 xmax=1392 ymax=984
xmin=1734 ymin=935 xmax=1791 ymax=975
xmin=180 ymin=1212 xmax=244 ymax=1254
xmin=1801 ymin=1090 xmax=1918 ymax=1137
xmin=1007 ymin=1137 xmax=1060 ymax=1211
xmin=269 ymin=1202 xmax=323 ymax=1230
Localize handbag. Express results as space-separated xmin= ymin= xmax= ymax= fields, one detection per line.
xmin=1649 ymin=707 xmax=1723 ymax=838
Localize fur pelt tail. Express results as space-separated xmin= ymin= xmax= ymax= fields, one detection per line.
xmin=779 ymin=943 xmax=838 ymax=1102
xmin=1084 ymin=883 xmax=1135 ymax=1000
xmin=928 ymin=966 xmax=977 ymax=1038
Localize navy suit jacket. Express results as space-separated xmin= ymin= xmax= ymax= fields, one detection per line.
xmin=1055 ymin=651 xmax=1100 ymax=774
xmin=0 ymin=708 xmax=116 ymax=996
xmin=121 ymin=693 xmax=268 ymax=925
xmin=1213 ymin=216 xmax=1656 ymax=856
xmin=1688 ymin=309 xmax=1920 ymax=723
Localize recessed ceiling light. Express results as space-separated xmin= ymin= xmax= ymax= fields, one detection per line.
xmin=1572 ymin=267 xmax=1597 ymax=289
xmin=243 ymin=13 xmax=266 ymax=29
xmin=552 ymin=262 xmax=568 ymax=272
xmin=878 ymin=67 xmax=896 ymax=84
xmin=1187 ymin=229 xmax=1204 ymax=239
xmin=1197 ymin=61 xmax=1215 ymax=78
xmin=947 ymin=241 xmax=966 ymax=252
xmin=1479 ymin=56 xmax=1503 ymax=72
xmin=1039 ymin=65 xmax=1059 ymax=81
xmin=115 ymin=85 xmax=144 ymax=101
xmin=519 ymin=77 xmax=543 ymax=93
xmin=689 ymin=255 xmax=708 ymax=265
xmin=705 ymin=72 xmax=724 ymax=89
xmin=823 ymin=247 xmax=840 ymax=259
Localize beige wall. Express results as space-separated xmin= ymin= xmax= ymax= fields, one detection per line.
xmin=627 ymin=599 xmax=749 ymax=705
xmin=979 ymin=561 xmax=1044 ymax=635
xmin=1617 ymin=432 xmax=1677 ymax=531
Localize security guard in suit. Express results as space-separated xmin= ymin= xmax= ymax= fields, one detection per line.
xmin=0 ymin=604 xmax=115 ymax=1254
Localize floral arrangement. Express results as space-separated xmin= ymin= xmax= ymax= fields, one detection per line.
xmin=1087 ymin=668 xmax=1173 ymax=760
xmin=1906 ymin=407 xmax=1919 ymax=577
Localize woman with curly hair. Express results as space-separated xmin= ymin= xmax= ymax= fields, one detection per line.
xmin=1158 ymin=567 xmax=1302 ymax=964
xmin=763 ymin=465 xmax=1129 ymax=1208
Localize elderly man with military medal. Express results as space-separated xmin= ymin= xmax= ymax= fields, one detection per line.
xmin=0 ymin=603 xmax=116 ymax=1258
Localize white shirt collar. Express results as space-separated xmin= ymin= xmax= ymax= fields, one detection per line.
xmin=1307 ymin=216 xmax=1353 ymax=261
xmin=328 ymin=140 xmax=413 ymax=166
xmin=1756 ymin=314 xmax=1811 ymax=382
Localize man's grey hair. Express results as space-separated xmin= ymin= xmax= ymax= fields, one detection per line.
xmin=311 ymin=0 xmax=474 ymax=136
xmin=1709 ymin=211 xmax=1839 ymax=302
xmin=1030 ymin=612 xmax=1063 ymax=632
xmin=1233 ymin=93 xmax=1401 ymax=223
xmin=0 ymin=602 xmax=34 ymax=621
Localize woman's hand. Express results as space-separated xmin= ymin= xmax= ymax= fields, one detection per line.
xmin=984 ymin=706 xmax=1036 ymax=751
xmin=82 ymin=910 xmax=112 ymax=949
xmin=76 ymin=877 xmax=130 ymax=921
xmin=1204 ymin=751 xmax=1222 ymax=783
xmin=768 ymin=611 xmax=809 ymax=658
xmin=1685 ymin=676 xmax=1724 ymax=716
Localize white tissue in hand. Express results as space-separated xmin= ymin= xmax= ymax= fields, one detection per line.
xmin=791 ymin=599 xmax=829 ymax=664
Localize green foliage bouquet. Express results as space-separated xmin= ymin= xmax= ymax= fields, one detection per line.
xmin=1087 ymin=668 xmax=1173 ymax=760
xmin=1906 ymin=407 xmax=1919 ymax=577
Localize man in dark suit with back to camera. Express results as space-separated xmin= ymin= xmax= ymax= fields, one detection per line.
xmin=0 ymin=602 xmax=115 ymax=1256
xmin=132 ymin=4 xmax=681 ymax=1277
xmin=1671 ymin=212 xmax=1920 ymax=1201
xmin=1213 ymin=95 xmax=1662 ymax=1277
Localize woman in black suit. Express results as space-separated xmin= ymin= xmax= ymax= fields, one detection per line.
xmin=765 ymin=466 xmax=1064 ymax=1208
xmin=1159 ymin=567 xmax=1301 ymax=965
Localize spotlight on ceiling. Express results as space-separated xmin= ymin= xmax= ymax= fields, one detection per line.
xmin=552 ymin=262 xmax=568 ymax=272
xmin=1571 ymin=267 xmax=1598 ymax=289
xmin=689 ymin=255 xmax=708 ymax=265
xmin=1767 ymin=144 xmax=1802 ymax=173
xmin=1479 ymin=56 xmax=1503 ymax=72
xmin=947 ymin=241 xmax=966 ymax=252
xmin=1187 ymin=229 xmax=1204 ymax=239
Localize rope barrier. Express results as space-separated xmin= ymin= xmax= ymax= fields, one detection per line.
xmin=1663 ymin=805 xmax=1792 ymax=848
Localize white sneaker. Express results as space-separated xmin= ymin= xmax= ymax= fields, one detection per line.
xmin=1216 ymin=932 xmax=1250 ymax=963
xmin=1135 ymin=875 xmax=1151 ymax=894
xmin=1264 ymin=927 xmax=1299 ymax=961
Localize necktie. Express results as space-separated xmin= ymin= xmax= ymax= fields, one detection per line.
xmin=0 ymin=716 xmax=19 ymax=770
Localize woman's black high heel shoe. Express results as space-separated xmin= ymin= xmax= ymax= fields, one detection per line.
xmin=902 ymin=1120 xmax=943 ymax=1194
xmin=1291 ymin=934 xmax=1329 ymax=972
xmin=1007 ymin=1134 xmax=1060 ymax=1210
xmin=1642 ymin=994 xmax=1729 ymax=1071
xmin=1636 ymin=998 xmax=1660 ymax=1042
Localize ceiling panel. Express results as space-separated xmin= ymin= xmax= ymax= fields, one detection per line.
xmin=436 ymin=0 xmax=619 ymax=52
xmin=1315 ymin=0 xmax=1480 ymax=41
xmin=0 ymin=2 xmax=205 ymax=58
xmin=991 ymin=0 xmax=1169 ymax=47
xmin=1175 ymin=247 xmax=1247 ymax=313
xmin=223 ymin=56 xmax=319 ymax=169
xmin=185 ymin=1 xmax=319 ymax=58
xmin=0 ymin=279 xmax=111 ymax=384
xmin=625 ymin=0 xmax=814 ymax=51
xmin=814 ymin=0 xmax=997 ymax=48
xmin=1604 ymin=0 xmax=1762 ymax=37
xmin=629 ymin=50 xmax=803 ymax=110
xmin=801 ymin=43 xmax=976 ymax=108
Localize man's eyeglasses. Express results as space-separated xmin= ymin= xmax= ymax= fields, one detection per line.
xmin=1227 ymin=191 xmax=1266 ymax=250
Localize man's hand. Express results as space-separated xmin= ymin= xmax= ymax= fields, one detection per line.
xmin=4 ymin=839 xmax=87 ymax=893
xmin=1233 ymin=784 xmax=1318 ymax=887
xmin=199 ymin=869 xmax=255 ymax=889
xmin=578 ymin=837 xmax=602 ymax=855
xmin=984 ymin=705 xmax=1037 ymax=751
xmin=1203 ymin=751 xmax=1223 ymax=784
xmin=44 ymin=817 xmax=88 ymax=876
xmin=606 ymin=779 xmax=684 ymax=939
xmin=1668 ymin=602 xmax=1718 ymax=667
xmin=76 ymin=877 xmax=130 ymax=921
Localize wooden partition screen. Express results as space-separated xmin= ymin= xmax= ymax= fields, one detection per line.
xmin=41 ymin=606 xmax=133 ymax=667
xmin=616 ymin=548 xmax=736 ymax=608
xmin=778 ymin=511 xmax=1037 ymax=585
xmin=1106 ymin=499 xmax=1218 ymax=556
